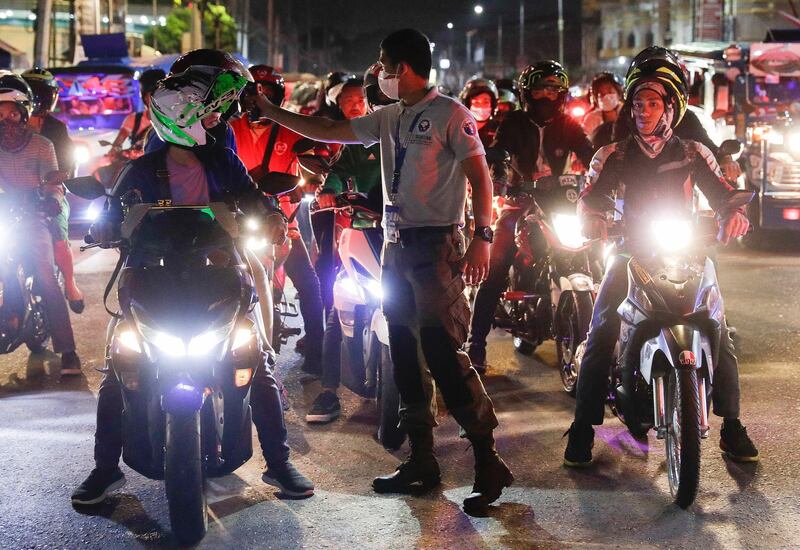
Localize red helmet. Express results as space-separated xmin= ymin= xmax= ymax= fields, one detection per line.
xmin=248 ymin=64 xmax=286 ymax=106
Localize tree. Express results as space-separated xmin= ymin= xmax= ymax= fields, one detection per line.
xmin=144 ymin=4 xmax=237 ymax=54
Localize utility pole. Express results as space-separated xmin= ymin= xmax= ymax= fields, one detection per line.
xmin=242 ymin=0 xmax=250 ymax=58
xmin=190 ymin=1 xmax=203 ymax=50
xmin=497 ymin=15 xmax=503 ymax=67
xmin=267 ymin=0 xmax=274 ymax=66
xmin=152 ymin=0 xmax=157 ymax=49
xmin=557 ymin=0 xmax=564 ymax=65
xmin=33 ymin=0 xmax=53 ymax=67
xmin=518 ymin=1 xmax=525 ymax=65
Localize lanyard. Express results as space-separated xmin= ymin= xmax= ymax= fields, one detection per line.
xmin=391 ymin=107 xmax=428 ymax=200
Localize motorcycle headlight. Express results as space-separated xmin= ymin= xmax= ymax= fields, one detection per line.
xmin=137 ymin=322 xmax=233 ymax=358
xmin=73 ymin=145 xmax=90 ymax=166
xmin=116 ymin=329 xmax=142 ymax=354
xmin=356 ymin=273 xmax=383 ymax=300
xmin=149 ymin=330 xmax=186 ymax=357
xmin=338 ymin=275 xmax=364 ymax=301
xmin=246 ymin=236 xmax=269 ymax=251
xmin=245 ymin=217 xmax=260 ymax=231
xmin=552 ymin=213 xmax=586 ymax=249
xmin=231 ymin=327 xmax=256 ymax=350
xmin=651 ymin=219 xmax=693 ymax=252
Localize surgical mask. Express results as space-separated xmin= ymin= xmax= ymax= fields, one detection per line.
xmin=0 ymin=119 xmax=32 ymax=152
xmin=378 ymin=70 xmax=400 ymax=100
xmin=598 ymin=93 xmax=620 ymax=112
xmin=470 ymin=105 xmax=493 ymax=122
xmin=528 ymin=97 xmax=560 ymax=125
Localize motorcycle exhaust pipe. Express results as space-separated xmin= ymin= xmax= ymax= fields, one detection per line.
xmin=698 ymin=377 xmax=710 ymax=439
xmin=653 ymin=376 xmax=667 ymax=440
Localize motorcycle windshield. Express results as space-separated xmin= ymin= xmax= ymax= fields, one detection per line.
xmin=122 ymin=265 xmax=244 ymax=338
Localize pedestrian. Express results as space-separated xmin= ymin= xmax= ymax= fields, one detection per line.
xmin=256 ymin=28 xmax=512 ymax=515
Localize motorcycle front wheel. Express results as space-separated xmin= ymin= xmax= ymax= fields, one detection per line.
xmin=557 ymin=291 xmax=593 ymax=395
xmin=664 ymin=369 xmax=702 ymax=509
xmin=165 ymin=411 xmax=207 ymax=544
xmin=25 ymin=302 xmax=50 ymax=354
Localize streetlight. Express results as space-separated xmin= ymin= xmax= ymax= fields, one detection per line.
xmin=447 ymin=22 xmax=454 ymax=30
xmin=474 ymin=5 xmax=484 ymax=15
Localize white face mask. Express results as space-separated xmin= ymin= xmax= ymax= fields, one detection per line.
xmin=470 ymin=105 xmax=493 ymax=122
xmin=598 ymin=93 xmax=620 ymax=112
xmin=378 ymin=70 xmax=400 ymax=100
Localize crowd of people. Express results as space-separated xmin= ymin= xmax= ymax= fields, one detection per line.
xmin=0 ymin=27 xmax=759 ymax=518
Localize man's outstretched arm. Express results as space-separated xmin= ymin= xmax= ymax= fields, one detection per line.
xmin=257 ymin=96 xmax=361 ymax=144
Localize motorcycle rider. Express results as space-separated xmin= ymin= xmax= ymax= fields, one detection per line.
xmin=71 ymin=67 xmax=314 ymax=506
xmin=110 ymin=68 xmax=166 ymax=155
xmin=467 ymin=61 xmax=595 ymax=371
xmin=581 ymin=72 xmax=624 ymax=144
xmin=0 ymin=73 xmax=81 ymax=375
xmin=305 ymin=69 xmax=389 ymax=423
xmin=256 ymin=27 xmax=512 ymax=515
xmin=22 ymin=67 xmax=85 ymax=315
xmin=459 ymin=78 xmax=500 ymax=147
xmin=230 ymin=64 xmax=325 ymax=377
xmin=602 ymin=47 xmax=742 ymax=183
xmin=563 ymin=48 xmax=759 ymax=467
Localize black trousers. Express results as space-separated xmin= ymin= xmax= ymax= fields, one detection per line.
xmin=574 ymin=256 xmax=741 ymax=426
xmin=94 ymin=356 xmax=291 ymax=471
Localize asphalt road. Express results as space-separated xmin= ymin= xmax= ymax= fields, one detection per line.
xmin=0 ymin=242 xmax=798 ymax=549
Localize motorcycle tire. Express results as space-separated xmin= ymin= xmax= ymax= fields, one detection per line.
xmin=165 ymin=411 xmax=207 ymax=545
xmin=376 ymin=343 xmax=405 ymax=451
xmin=665 ymin=369 xmax=702 ymax=509
xmin=558 ymin=291 xmax=593 ymax=396
xmin=25 ymin=304 xmax=50 ymax=354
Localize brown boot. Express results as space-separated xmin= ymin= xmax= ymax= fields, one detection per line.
xmin=372 ymin=429 xmax=441 ymax=493
xmin=463 ymin=433 xmax=514 ymax=515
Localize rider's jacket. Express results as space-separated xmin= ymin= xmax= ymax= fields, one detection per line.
xmin=101 ymin=146 xmax=275 ymax=227
xmin=493 ymin=110 xmax=594 ymax=185
xmin=229 ymin=117 xmax=305 ymax=175
xmin=579 ymin=136 xmax=739 ymax=242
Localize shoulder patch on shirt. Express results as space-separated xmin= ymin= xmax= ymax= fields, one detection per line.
xmin=274 ymin=141 xmax=288 ymax=155
xmin=417 ymin=119 xmax=431 ymax=133
xmin=462 ymin=120 xmax=477 ymax=137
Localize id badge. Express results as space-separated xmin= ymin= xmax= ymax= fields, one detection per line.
xmin=384 ymin=204 xmax=401 ymax=243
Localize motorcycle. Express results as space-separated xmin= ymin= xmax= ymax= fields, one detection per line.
xmin=494 ymin=174 xmax=596 ymax=394
xmin=311 ymin=192 xmax=405 ymax=450
xmin=575 ymin=190 xmax=754 ymax=508
xmin=65 ymin=176 xmax=291 ymax=544
xmin=0 ymin=195 xmax=53 ymax=355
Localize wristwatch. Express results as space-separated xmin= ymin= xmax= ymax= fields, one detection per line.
xmin=474 ymin=226 xmax=494 ymax=243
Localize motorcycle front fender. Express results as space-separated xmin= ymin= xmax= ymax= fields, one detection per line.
xmin=562 ymin=273 xmax=593 ymax=292
xmin=639 ymin=325 xmax=714 ymax=383
xmin=370 ymin=307 xmax=390 ymax=346
xmin=162 ymin=379 xmax=206 ymax=414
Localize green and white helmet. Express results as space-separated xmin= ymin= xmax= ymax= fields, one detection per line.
xmin=150 ymin=66 xmax=249 ymax=147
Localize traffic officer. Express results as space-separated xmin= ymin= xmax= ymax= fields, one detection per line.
xmin=257 ymin=28 xmax=512 ymax=515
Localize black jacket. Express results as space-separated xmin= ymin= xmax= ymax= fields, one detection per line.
xmin=40 ymin=115 xmax=74 ymax=174
xmin=492 ymin=109 xmax=594 ymax=185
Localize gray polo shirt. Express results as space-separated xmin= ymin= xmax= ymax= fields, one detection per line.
xmin=350 ymin=87 xmax=485 ymax=230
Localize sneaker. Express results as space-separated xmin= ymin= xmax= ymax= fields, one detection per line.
xmin=60 ymin=351 xmax=82 ymax=376
xmin=305 ymin=391 xmax=341 ymax=423
xmin=262 ymin=462 xmax=314 ymax=498
xmin=563 ymin=422 xmax=594 ymax=468
xmin=720 ymin=418 xmax=759 ymax=462
xmin=71 ymin=467 xmax=126 ymax=505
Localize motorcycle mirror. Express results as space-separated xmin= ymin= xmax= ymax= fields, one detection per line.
xmin=719 ymin=139 xmax=742 ymax=157
xmin=64 ymin=176 xmax=108 ymax=200
xmin=297 ymin=154 xmax=331 ymax=176
xmin=485 ymin=146 xmax=511 ymax=166
xmin=98 ymin=139 xmax=112 ymax=147
xmin=257 ymin=171 xmax=301 ymax=197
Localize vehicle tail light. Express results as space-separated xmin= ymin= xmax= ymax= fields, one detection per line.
xmin=783 ymin=208 xmax=800 ymax=221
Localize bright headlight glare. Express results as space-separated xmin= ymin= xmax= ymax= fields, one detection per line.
xmin=651 ymin=219 xmax=693 ymax=252
xmin=552 ymin=213 xmax=586 ymax=248
xmin=768 ymin=131 xmax=785 ymax=145
xmin=363 ymin=277 xmax=384 ymax=300
xmin=151 ymin=331 xmax=185 ymax=357
xmin=117 ymin=329 xmax=141 ymax=354
xmin=788 ymin=132 xmax=800 ymax=153
xmin=86 ymin=203 xmax=100 ymax=221
xmin=338 ymin=275 xmax=362 ymax=300
xmin=232 ymin=327 xmax=255 ymax=350
xmin=188 ymin=332 xmax=219 ymax=357
xmin=73 ymin=145 xmax=90 ymax=165
xmin=245 ymin=218 xmax=260 ymax=231
xmin=246 ymin=236 xmax=269 ymax=251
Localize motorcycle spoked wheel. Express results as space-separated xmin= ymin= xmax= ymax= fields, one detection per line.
xmin=25 ymin=300 xmax=50 ymax=354
xmin=165 ymin=411 xmax=208 ymax=544
xmin=664 ymin=369 xmax=702 ymax=509
xmin=556 ymin=291 xmax=593 ymax=395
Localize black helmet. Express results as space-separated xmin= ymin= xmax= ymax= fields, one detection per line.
xmin=459 ymin=78 xmax=499 ymax=111
xmin=363 ymin=63 xmax=396 ymax=111
xmin=138 ymin=68 xmax=166 ymax=101
xmin=323 ymin=71 xmax=355 ymax=107
xmin=170 ymin=49 xmax=253 ymax=83
xmin=0 ymin=73 xmax=34 ymax=123
xmin=625 ymin=47 xmax=688 ymax=126
xmin=588 ymin=72 xmax=624 ymax=108
xmin=21 ymin=67 xmax=60 ymax=116
xmin=517 ymin=60 xmax=569 ymax=107
xmin=495 ymin=78 xmax=520 ymax=99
